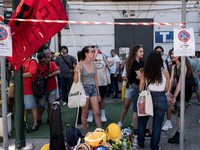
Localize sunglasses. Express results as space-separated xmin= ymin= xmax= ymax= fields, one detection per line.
xmin=39 ymin=60 xmax=46 ymax=64
xmin=89 ymin=50 xmax=96 ymax=53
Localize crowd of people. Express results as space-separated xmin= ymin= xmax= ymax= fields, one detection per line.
xmin=6 ymin=43 xmax=200 ymax=149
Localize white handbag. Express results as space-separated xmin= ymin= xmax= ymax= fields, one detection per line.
xmin=137 ymin=81 xmax=153 ymax=116
xmin=68 ymin=70 xmax=86 ymax=108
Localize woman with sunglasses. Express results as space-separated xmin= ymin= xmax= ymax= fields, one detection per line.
xmin=125 ymin=44 xmax=151 ymax=137
xmin=138 ymin=51 xmax=170 ymax=150
xmin=74 ymin=46 xmax=102 ymax=135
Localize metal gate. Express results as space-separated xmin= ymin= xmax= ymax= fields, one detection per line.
xmin=115 ymin=18 xmax=153 ymax=63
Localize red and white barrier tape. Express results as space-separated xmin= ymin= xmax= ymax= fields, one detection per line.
xmin=0 ymin=15 xmax=185 ymax=26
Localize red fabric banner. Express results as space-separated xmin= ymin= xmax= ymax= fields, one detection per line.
xmin=6 ymin=0 xmax=68 ymax=72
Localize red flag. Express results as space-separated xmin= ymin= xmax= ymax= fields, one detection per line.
xmin=97 ymin=49 xmax=102 ymax=54
xmin=6 ymin=0 xmax=68 ymax=72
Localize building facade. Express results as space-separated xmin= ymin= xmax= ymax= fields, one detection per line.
xmin=61 ymin=1 xmax=200 ymax=60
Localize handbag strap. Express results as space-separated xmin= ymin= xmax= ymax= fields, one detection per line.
xmin=47 ymin=60 xmax=50 ymax=79
xmin=29 ymin=59 xmax=38 ymax=83
xmin=142 ymin=81 xmax=148 ymax=91
xmin=61 ymin=55 xmax=73 ymax=69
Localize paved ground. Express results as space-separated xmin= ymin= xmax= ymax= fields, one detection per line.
xmin=1 ymin=88 xmax=200 ymax=149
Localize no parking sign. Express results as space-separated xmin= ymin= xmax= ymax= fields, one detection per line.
xmin=174 ymin=28 xmax=195 ymax=56
xmin=0 ymin=25 xmax=12 ymax=56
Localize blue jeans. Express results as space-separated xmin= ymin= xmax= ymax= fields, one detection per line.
xmin=60 ymin=77 xmax=70 ymax=102
xmin=108 ymin=74 xmax=119 ymax=95
xmin=138 ymin=91 xmax=168 ymax=150
xmin=38 ymin=89 xmax=56 ymax=107
xmin=130 ymin=83 xmax=140 ymax=113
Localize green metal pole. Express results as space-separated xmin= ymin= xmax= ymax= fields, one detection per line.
xmin=12 ymin=0 xmax=26 ymax=149
xmin=14 ymin=68 xmax=25 ymax=149
xmin=12 ymin=0 xmax=20 ymax=11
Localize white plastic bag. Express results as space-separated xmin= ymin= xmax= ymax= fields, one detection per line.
xmin=68 ymin=71 xmax=86 ymax=108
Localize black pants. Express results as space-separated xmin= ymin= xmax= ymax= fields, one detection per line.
xmin=108 ymin=74 xmax=119 ymax=95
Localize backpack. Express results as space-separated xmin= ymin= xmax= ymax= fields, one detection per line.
xmin=66 ymin=127 xmax=83 ymax=147
xmin=32 ymin=73 xmax=46 ymax=99
xmin=31 ymin=60 xmax=49 ymax=99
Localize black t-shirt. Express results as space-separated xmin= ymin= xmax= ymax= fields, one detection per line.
xmin=129 ymin=60 xmax=144 ymax=85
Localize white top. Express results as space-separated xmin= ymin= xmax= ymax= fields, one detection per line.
xmin=95 ymin=54 xmax=112 ymax=86
xmin=148 ymin=72 xmax=166 ymax=91
xmin=110 ymin=55 xmax=120 ymax=74
xmin=122 ymin=66 xmax=126 ymax=77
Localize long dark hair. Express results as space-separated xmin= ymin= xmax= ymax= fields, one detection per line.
xmin=81 ymin=46 xmax=90 ymax=60
xmin=144 ymin=51 xmax=163 ymax=84
xmin=77 ymin=51 xmax=82 ymax=62
xmin=126 ymin=44 xmax=143 ymax=78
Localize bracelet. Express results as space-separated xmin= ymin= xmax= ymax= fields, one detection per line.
xmin=74 ymin=71 xmax=78 ymax=74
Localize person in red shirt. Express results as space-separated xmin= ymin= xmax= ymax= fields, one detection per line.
xmin=23 ymin=57 xmax=39 ymax=133
xmin=37 ymin=52 xmax=60 ymax=126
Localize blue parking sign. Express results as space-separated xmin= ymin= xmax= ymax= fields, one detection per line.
xmin=155 ymin=31 xmax=174 ymax=43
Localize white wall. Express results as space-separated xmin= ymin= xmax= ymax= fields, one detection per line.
xmin=61 ymin=1 xmax=200 ymax=58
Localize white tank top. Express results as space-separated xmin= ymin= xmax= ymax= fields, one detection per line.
xmin=148 ymin=72 xmax=166 ymax=91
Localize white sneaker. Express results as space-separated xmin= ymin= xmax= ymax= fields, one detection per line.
xmin=101 ymin=115 xmax=107 ymax=122
xmin=63 ymin=102 xmax=67 ymax=106
xmin=118 ymin=121 xmax=123 ymax=128
xmin=87 ymin=115 xmax=93 ymax=123
xmin=162 ymin=121 xmax=172 ymax=131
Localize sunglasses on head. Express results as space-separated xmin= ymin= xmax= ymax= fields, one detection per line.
xmin=90 ymin=46 xmax=96 ymax=48
xmin=39 ymin=60 xmax=46 ymax=64
xmin=45 ymin=49 xmax=51 ymax=52
xmin=138 ymin=44 xmax=143 ymax=47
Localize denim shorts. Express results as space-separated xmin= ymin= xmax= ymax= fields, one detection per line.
xmin=24 ymin=95 xmax=37 ymax=110
xmin=38 ymin=88 xmax=56 ymax=107
xmin=83 ymin=84 xmax=97 ymax=98
xmin=126 ymin=83 xmax=140 ymax=112
xmin=125 ymin=87 xmax=132 ymax=99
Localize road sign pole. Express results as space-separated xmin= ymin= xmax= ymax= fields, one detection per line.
xmin=0 ymin=56 xmax=8 ymax=150
xmin=0 ymin=0 xmax=9 ymax=149
xmin=180 ymin=0 xmax=186 ymax=150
